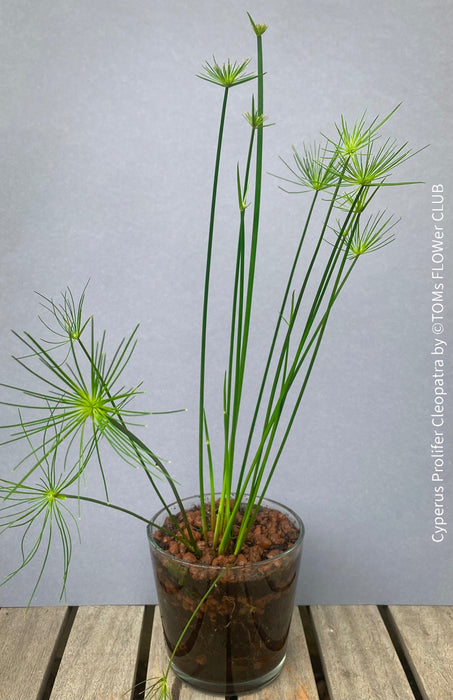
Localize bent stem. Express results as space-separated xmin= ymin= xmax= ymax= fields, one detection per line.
xmin=76 ymin=336 xmax=201 ymax=556
xmin=144 ymin=565 xmax=231 ymax=700
xmin=64 ymin=494 xmax=191 ymax=547
xmin=64 ymin=493 xmax=150 ymax=526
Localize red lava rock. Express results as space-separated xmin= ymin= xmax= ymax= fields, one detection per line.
xmin=168 ymin=541 xmax=179 ymax=556
xmin=182 ymin=552 xmax=197 ymax=563
xmin=200 ymin=551 xmax=214 ymax=565
xmin=255 ymin=535 xmax=272 ymax=550
xmin=154 ymin=502 xmax=299 ymax=567
xmin=212 ymin=554 xmax=236 ymax=567
xmin=266 ymin=549 xmax=283 ymax=559
xmin=245 ymin=545 xmax=263 ymax=563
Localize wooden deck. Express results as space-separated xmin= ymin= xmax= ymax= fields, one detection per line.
xmin=0 ymin=605 xmax=452 ymax=699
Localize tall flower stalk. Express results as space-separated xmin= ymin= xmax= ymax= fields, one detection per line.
xmin=0 ymin=14 xmax=422 ymax=607
xmin=196 ymin=56 xmax=258 ymax=537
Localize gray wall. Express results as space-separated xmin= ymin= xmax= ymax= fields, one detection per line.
xmin=1 ymin=0 xmax=451 ymax=605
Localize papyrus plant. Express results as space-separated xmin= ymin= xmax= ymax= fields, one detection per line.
xmin=1 ymin=14 xmax=421 ymax=603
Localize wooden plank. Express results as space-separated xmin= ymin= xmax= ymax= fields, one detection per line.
xmin=50 ymin=605 xmax=144 ymax=700
xmin=389 ymin=605 xmax=453 ymax=700
xmin=0 ymin=606 xmax=68 ymax=700
xmin=146 ymin=607 xmax=219 ymax=700
xmin=246 ymin=608 xmax=320 ymax=700
xmin=311 ymin=605 xmax=415 ymax=700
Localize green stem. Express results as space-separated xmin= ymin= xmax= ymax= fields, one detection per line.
xmin=64 ymin=493 xmax=190 ymax=547
xmin=224 ymin=198 xmax=362 ymax=554
xmin=65 ymin=493 xmax=151 ymax=525
xmin=107 ymin=417 xmax=200 ymax=556
xmin=245 ymin=178 xmax=360 ymax=494
xmin=217 ymin=36 xmax=265 ymax=546
xmin=250 ymin=239 xmax=361 ymax=527
xmin=77 ymin=338 xmax=200 ymax=556
xmin=281 ymin=190 xmax=368 ymax=398
xmin=254 ymin=260 xmax=359 ymax=513
xmin=161 ymin=565 xmax=232 ymax=689
xmin=261 ymin=162 xmax=351 ymax=432
xmin=236 ymin=190 xmax=319 ymax=494
xmin=203 ymin=411 xmax=216 ymax=530
xmin=225 ymin=32 xmax=264 ymax=512
xmin=237 ymin=35 xmax=264 ymax=390
xmin=222 ymin=128 xmax=255 ymax=521
xmin=199 ymin=87 xmax=230 ymax=537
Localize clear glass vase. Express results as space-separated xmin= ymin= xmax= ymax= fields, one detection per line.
xmin=148 ymin=495 xmax=304 ymax=696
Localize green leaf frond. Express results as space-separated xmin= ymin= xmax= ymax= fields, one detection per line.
xmin=0 ymin=446 xmax=81 ymax=604
xmin=36 ymin=282 xmax=91 ymax=350
xmin=329 ymin=211 xmax=400 ymax=259
xmin=272 ymin=142 xmax=339 ymax=193
xmin=144 ymin=675 xmax=170 ymax=700
xmin=333 ymin=186 xmax=380 ymax=214
xmin=197 ymin=57 xmax=256 ymax=88
xmin=0 ymin=290 xmax=176 ymax=495
xmin=349 ymin=211 xmax=400 ymax=258
xmin=338 ymin=137 xmax=424 ymax=187
xmin=1 ymin=407 xmax=168 ymax=604
xmin=247 ymin=12 xmax=267 ymax=36
xmin=327 ymin=105 xmax=402 ymax=157
xmin=243 ymin=96 xmax=273 ymax=130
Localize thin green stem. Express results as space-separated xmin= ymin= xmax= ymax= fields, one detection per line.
xmin=158 ymin=565 xmax=232 ymax=697
xmin=216 ymin=34 xmax=265 ymax=545
xmin=249 ymin=220 xmax=360 ymax=514
xmin=65 ymin=493 xmax=151 ymax=525
xmin=223 ymin=31 xmax=264 ymax=513
xmin=236 ymin=190 xmax=319 ymax=494
xmin=223 ymin=192 xmax=363 ymax=553
xmin=64 ymin=493 xmax=188 ymax=546
xmin=254 ymin=259 xmax=359 ymax=514
xmin=199 ymin=87 xmax=230 ymax=537
xmin=262 ymin=162 xmax=351 ymax=430
xmin=77 ymin=338 xmax=200 ymax=555
xmin=203 ymin=411 xmax=216 ymax=530
xmin=238 ymin=35 xmax=264 ymax=388
xmin=222 ymin=128 xmax=255 ymax=521
xmin=239 ymin=173 xmax=350 ymax=499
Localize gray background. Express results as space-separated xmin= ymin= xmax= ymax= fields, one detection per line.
xmin=1 ymin=0 xmax=452 ymax=606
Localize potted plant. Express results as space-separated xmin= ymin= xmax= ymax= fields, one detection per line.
xmin=0 ymin=13 xmax=421 ymax=698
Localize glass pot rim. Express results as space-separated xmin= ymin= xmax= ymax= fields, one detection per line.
xmin=147 ymin=493 xmax=305 ymax=572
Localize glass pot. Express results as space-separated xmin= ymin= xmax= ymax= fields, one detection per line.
xmin=147 ymin=495 xmax=304 ymax=696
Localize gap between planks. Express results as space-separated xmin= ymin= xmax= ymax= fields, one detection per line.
xmin=0 ymin=605 xmax=328 ymax=700
xmin=0 ymin=606 xmax=71 ymax=700
xmin=49 ymin=605 xmax=144 ymax=700
xmin=4 ymin=605 xmax=448 ymax=700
